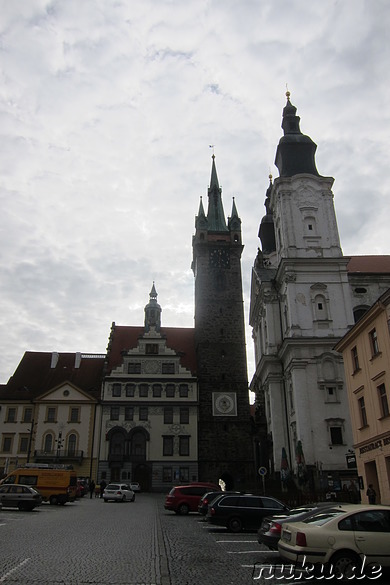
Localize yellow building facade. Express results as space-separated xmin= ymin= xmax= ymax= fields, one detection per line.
xmin=335 ymin=288 xmax=390 ymax=504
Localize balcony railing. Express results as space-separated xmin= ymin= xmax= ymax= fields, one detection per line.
xmin=34 ymin=450 xmax=84 ymax=463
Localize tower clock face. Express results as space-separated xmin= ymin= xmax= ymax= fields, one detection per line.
xmin=209 ymin=248 xmax=230 ymax=268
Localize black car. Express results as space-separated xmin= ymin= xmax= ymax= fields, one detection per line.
xmin=257 ymin=503 xmax=335 ymax=550
xmin=206 ymin=493 xmax=289 ymax=532
xmin=198 ymin=491 xmax=240 ymax=516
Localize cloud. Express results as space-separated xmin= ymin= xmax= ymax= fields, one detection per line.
xmin=1 ymin=0 xmax=389 ymax=382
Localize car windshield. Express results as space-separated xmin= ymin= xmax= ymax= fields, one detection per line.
xmin=302 ymin=509 xmax=347 ymax=526
xmin=106 ymin=484 xmax=120 ymax=490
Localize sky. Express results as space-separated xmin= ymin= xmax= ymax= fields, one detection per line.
xmin=1 ymin=0 xmax=389 ymax=391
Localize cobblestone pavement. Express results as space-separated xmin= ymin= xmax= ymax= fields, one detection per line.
xmin=1 ymin=494 xmax=388 ymax=585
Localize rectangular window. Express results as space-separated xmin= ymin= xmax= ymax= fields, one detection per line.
xmin=139 ymin=407 xmax=148 ymax=421
xmin=351 ymin=346 xmax=360 ymax=372
xmin=369 ymin=329 xmax=380 ymax=357
xmin=179 ymin=436 xmax=190 ymax=456
xmin=23 ymin=408 xmax=33 ymax=423
xmin=6 ymin=407 xmax=17 ymax=422
xmin=163 ymin=436 xmax=174 ymax=456
xmin=162 ymin=363 xmax=175 ymax=374
xmin=111 ymin=406 xmax=120 ymax=421
xmin=378 ymin=384 xmax=389 ymax=418
xmin=2 ymin=436 xmax=12 ymax=452
xmin=163 ymin=467 xmax=172 ymax=482
xmin=19 ymin=436 xmax=29 ymax=453
xmin=180 ymin=408 xmax=189 ymax=424
xmin=126 ymin=384 xmax=135 ymax=397
xmin=70 ymin=408 xmax=79 ymax=423
xmin=125 ymin=407 xmax=134 ymax=421
xmin=180 ymin=467 xmax=189 ymax=482
xmin=46 ymin=407 xmax=56 ymax=423
xmin=358 ymin=397 xmax=368 ymax=427
xmin=330 ymin=427 xmax=343 ymax=445
xmin=153 ymin=384 xmax=162 ymax=397
xmin=112 ymin=383 xmax=121 ymax=397
xmin=139 ymin=384 xmax=148 ymax=397
xmin=128 ymin=362 xmax=141 ymax=374
xmin=164 ymin=407 xmax=173 ymax=424
xmin=325 ymin=387 xmax=337 ymax=403
xmin=146 ymin=344 xmax=158 ymax=355
xmin=165 ymin=384 xmax=175 ymax=397
xmin=179 ymin=384 xmax=189 ymax=398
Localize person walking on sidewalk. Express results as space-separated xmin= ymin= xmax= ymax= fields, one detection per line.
xmin=89 ymin=480 xmax=96 ymax=499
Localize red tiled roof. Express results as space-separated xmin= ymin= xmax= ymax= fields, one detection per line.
xmin=107 ymin=325 xmax=197 ymax=375
xmin=347 ymin=255 xmax=390 ymax=273
xmin=0 ymin=352 xmax=105 ymax=401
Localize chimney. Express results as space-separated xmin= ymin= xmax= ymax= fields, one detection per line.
xmin=50 ymin=352 xmax=59 ymax=369
xmin=74 ymin=352 xmax=82 ymax=369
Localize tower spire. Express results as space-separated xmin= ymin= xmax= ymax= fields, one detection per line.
xmin=206 ymin=155 xmax=228 ymax=232
xmin=144 ymin=282 xmax=162 ymax=332
xmin=274 ymin=91 xmax=320 ymax=178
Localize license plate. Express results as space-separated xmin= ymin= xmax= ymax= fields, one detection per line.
xmin=282 ymin=530 xmax=291 ymax=542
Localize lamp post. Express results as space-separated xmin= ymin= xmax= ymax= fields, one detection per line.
xmin=56 ymin=431 xmax=63 ymax=461
xmin=27 ymin=420 xmax=37 ymax=463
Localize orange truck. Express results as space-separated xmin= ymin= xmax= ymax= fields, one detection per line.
xmin=0 ymin=464 xmax=77 ymax=505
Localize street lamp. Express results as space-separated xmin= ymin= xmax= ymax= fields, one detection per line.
xmin=27 ymin=420 xmax=37 ymax=463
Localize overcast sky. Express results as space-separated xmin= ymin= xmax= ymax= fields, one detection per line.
xmin=1 ymin=0 xmax=389 ymax=390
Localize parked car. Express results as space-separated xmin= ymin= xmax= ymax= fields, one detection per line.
xmin=278 ymin=504 xmax=390 ymax=580
xmin=206 ymin=493 xmax=289 ymax=532
xmin=198 ymin=491 xmax=240 ymax=516
xmin=165 ymin=482 xmax=221 ymax=515
xmin=258 ymin=503 xmax=336 ymax=550
xmin=76 ymin=480 xmax=88 ymax=498
xmin=130 ymin=482 xmax=141 ymax=493
xmin=0 ymin=484 xmax=43 ymax=511
xmin=103 ymin=484 xmax=135 ymax=503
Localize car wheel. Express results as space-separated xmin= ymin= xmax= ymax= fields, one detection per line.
xmin=49 ymin=495 xmax=58 ymax=505
xmin=177 ymin=503 xmax=190 ymax=515
xmin=104 ymin=498 xmax=109 ymax=503
xmin=227 ymin=517 xmax=243 ymax=533
xmin=329 ymin=551 xmax=361 ymax=581
xmin=122 ymin=495 xmax=126 ymax=502
xmin=131 ymin=495 xmax=135 ymax=502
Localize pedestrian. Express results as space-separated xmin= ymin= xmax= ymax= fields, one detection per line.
xmin=89 ymin=479 xmax=96 ymax=499
xmin=99 ymin=478 xmax=107 ymax=498
xmin=366 ymin=484 xmax=376 ymax=504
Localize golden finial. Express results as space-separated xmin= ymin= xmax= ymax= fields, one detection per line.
xmin=286 ymin=83 xmax=290 ymax=101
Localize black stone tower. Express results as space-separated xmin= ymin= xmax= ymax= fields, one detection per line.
xmin=192 ymin=156 xmax=254 ymax=490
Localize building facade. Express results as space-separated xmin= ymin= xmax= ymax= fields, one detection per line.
xmin=249 ymin=93 xmax=390 ymax=494
xmin=97 ymin=286 xmax=199 ymax=491
xmin=0 ymin=352 xmax=104 ymax=479
xmin=335 ymin=288 xmax=390 ymax=504
xmin=192 ymin=156 xmax=254 ymax=490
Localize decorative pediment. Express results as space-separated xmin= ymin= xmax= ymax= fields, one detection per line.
xmin=310 ymin=282 xmax=327 ymax=290
xmin=36 ymin=382 xmax=97 ymax=402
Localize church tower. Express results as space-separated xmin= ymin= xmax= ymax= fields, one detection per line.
xmin=250 ymin=93 xmax=355 ymax=489
xmin=192 ymin=156 xmax=254 ymax=489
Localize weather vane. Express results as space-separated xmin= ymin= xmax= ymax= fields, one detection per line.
xmin=209 ymin=144 xmax=215 ymax=156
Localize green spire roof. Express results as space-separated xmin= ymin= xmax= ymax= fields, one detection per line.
xmin=206 ymin=156 xmax=228 ymax=232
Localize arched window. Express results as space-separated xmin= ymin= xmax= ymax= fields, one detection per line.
xmin=353 ymin=305 xmax=370 ymax=323
xmin=67 ymin=433 xmax=77 ymax=456
xmin=130 ymin=431 xmax=146 ymax=458
xmin=44 ymin=433 xmax=53 ymax=453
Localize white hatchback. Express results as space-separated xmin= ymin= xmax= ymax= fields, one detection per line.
xmin=103 ymin=483 xmax=135 ymax=503
xmin=278 ymin=504 xmax=390 ymax=580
